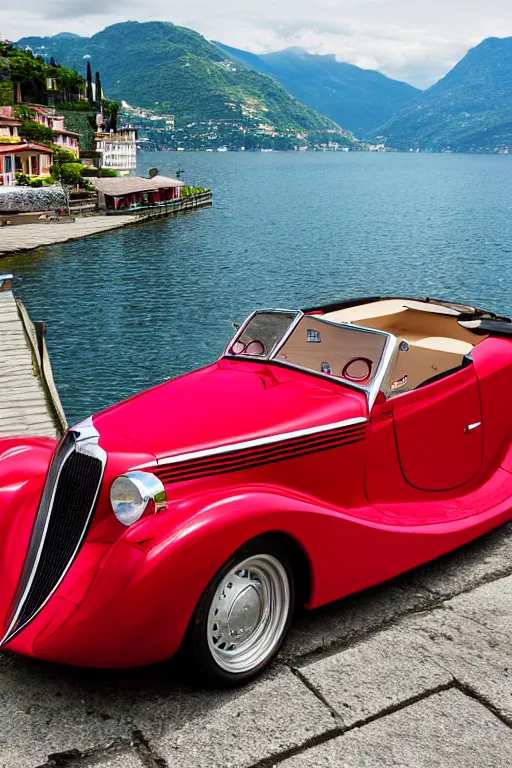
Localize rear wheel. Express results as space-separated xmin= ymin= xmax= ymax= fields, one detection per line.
xmin=190 ymin=537 xmax=295 ymax=686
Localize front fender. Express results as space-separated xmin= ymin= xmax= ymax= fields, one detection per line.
xmin=8 ymin=485 xmax=418 ymax=668
xmin=0 ymin=436 xmax=56 ymax=485
xmin=0 ymin=437 xmax=56 ymax=628
xmin=11 ymin=487 xmax=332 ymax=667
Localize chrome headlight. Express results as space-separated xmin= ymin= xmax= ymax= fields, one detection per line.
xmin=110 ymin=471 xmax=167 ymax=527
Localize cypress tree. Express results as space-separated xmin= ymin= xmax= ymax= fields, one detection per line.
xmin=86 ymin=61 xmax=93 ymax=106
xmin=94 ymin=70 xmax=102 ymax=110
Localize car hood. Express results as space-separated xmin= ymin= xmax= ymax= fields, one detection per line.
xmin=92 ymin=359 xmax=368 ymax=463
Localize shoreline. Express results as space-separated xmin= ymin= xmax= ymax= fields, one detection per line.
xmin=0 ymin=192 xmax=212 ymax=258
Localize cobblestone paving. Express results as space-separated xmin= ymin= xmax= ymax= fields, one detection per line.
xmin=0 ymin=522 xmax=509 ymax=767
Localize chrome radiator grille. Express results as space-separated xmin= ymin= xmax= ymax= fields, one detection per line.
xmin=2 ymin=420 xmax=106 ymax=645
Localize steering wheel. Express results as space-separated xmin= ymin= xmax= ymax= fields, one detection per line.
xmin=230 ymin=339 xmax=265 ymax=356
xmin=244 ymin=340 xmax=265 ymax=356
xmin=341 ymin=357 xmax=373 ymax=383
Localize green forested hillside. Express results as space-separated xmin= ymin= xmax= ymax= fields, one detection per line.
xmin=0 ymin=40 xmax=84 ymax=105
xmin=214 ymin=43 xmax=420 ymax=137
xmin=17 ymin=22 xmax=356 ymax=145
xmin=369 ymin=37 xmax=512 ymax=152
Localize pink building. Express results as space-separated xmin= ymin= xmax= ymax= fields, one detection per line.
xmin=31 ymin=106 xmax=81 ymax=157
xmin=0 ymin=109 xmax=53 ymax=185
xmin=0 ymin=142 xmax=53 ymax=185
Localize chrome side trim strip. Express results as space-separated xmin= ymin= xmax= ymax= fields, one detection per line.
xmin=130 ymin=416 xmax=368 ymax=470
xmin=1 ymin=417 xmax=106 ymax=646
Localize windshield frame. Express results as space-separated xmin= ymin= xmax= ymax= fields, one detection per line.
xmin=223 ymin=309 xmax=396 ymax=408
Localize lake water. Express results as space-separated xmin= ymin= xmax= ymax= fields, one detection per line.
xmin=2 ymin=151 xmax=511 ymax=425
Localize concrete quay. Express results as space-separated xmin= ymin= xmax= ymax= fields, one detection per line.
xmin=0 ymin=193 xmax=213 ymax=258
xmin=0 ymin=215 xmax=139 ymax=258
xmin=0 ymin=519 xmax=507 ymax=767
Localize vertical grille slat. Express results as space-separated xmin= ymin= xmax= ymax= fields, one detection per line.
xmin=3 ymin=423 xmax=105 ymax=644
xmin=16 ymin=451 xmax=103 ymax=629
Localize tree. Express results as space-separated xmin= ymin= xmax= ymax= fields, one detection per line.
xmin=86 ymin=61 xmax=93 ymax=106
xmin=51 ymin=146 xmax=77 ymax=165
xmin=49 ymin=57 xmax=57 ymax=68
xmin=94 ymin=71 xmax=102 ymax=110
xmin=56 ymin=66 xmax=85 ymax=102
xmin=50 ymin=146 xmax=85 ymax=184
xmin=102 ymin=99 xmax=120 ymax=133
xmin=54 ymin=162 xmax=84 ymax=185
xmin=7 ymin=48 xmax=47 ymax=103
xmin=19 ymin=121 xmax=55 ymax=144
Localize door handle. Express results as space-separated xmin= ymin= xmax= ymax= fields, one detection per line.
xmin=465 ymin=421 xmax=481 ymax=433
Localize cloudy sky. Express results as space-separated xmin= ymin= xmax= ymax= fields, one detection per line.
xmin=2 ymin=0 xmax=511 ymax=88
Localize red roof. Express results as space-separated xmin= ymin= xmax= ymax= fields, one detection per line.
xmin=0 ymin=142 xmax=54 ymax=155
xmin=54 ymin=128 xmax=81 ymax=137
xmin=0 ymin=117 xmax=23 ymax=127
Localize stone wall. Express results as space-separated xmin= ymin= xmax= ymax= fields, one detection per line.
xmin=0 ymin=185 xmax=67 ymax=213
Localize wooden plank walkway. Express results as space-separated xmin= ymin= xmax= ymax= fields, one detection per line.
xmin=0 ymin=275 xmax=58 ymax=439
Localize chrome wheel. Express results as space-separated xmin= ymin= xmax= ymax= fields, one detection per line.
xmin=206 ymin=554 xmax=291 ymax=674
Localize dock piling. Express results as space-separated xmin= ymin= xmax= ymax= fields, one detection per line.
xmin=0 ymin=274 xmax=66 ymax=440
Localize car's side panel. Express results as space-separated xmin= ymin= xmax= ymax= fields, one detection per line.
xmin=471 ymin=337 xmax=512 ymax=472
xmin=391 ymin=364 xmax=483 ymax=491
xmin=367 ymin=337 xmax=512 ymax=505
xmin=7 ymin=467 xmax=512 ymax=669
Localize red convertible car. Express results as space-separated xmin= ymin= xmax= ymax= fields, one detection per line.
xmin=1 ymin=295 xmax=512 ymax=685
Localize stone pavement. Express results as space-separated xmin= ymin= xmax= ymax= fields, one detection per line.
xmin=0 ymin=216 xmax=137 ymax=257
xmin=0 ymin=521 xmax=510 ymax=768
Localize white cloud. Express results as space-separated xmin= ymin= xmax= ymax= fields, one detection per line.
xmin=2 ymin=0 xmax=512 ymax=87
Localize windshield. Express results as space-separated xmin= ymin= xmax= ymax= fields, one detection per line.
xmin=225 ymin=310 xmax=390 ymax=396
xmin=227 ymin=311 xmax=299 ymax=358
xmin=274 ymin=316 xmax=387 ymax=390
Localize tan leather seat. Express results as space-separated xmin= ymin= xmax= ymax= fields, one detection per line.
xmin=388 ymin=336 xmax=472 ymax=395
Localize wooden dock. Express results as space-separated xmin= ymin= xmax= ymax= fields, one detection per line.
xmin=0 ymin=274 xmax=65 ymax=439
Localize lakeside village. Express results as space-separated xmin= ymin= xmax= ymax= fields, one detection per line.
xmin=0 ymin=40 xmax=372 ymax=232
xmin=0 ymin=42 xmax=211 ymax=229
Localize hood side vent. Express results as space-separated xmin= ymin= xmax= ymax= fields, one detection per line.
xmin=154 ymin=422 xmax=368 ymax=485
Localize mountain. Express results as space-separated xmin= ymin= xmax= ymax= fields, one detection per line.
xmin=17 ymin=22 xmax=356 ymax=148
xmin=369 ymin=37 xmax=512 ymax=152
xmin=52 ymin=32 xmax=82 ymax=39
xmin=214 ymin=43 xmax=421 ymax=137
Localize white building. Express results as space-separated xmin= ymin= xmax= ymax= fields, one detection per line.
xmin=95 ymin=128 xmax=137 ymax=173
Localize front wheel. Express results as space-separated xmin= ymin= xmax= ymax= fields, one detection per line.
xmin=190 ymin=537 xmax=295 ymax=687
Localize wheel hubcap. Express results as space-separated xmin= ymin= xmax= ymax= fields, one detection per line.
xmin=207 ymin=554 xmax=290 ymax=673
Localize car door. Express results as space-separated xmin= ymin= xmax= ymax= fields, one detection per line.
xmin=391 ymin=363 xmax=483 ymax=491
